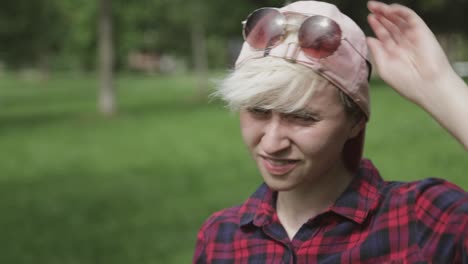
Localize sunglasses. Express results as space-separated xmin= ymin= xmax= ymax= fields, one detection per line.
xmin=242 ymin=7 xmax=372 ymax=79
xmin=242 ymin=8 xmax=347 ymax=59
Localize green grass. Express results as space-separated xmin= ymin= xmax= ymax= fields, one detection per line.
xmin=0 ymin=73 xmax=466 ymax=263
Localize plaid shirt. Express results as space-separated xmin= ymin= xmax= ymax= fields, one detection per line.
xmin=193 ymin=159 xmax=468 ymax=264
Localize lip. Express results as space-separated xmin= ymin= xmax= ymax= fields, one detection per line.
xmin=260 ymin=155 xmax=299 ymax=176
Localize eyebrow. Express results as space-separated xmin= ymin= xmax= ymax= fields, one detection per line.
xmin=288 ymin=109 xmax=321 ymax=118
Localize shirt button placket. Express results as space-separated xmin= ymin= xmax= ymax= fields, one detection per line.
xmin=282 ymin=248 xmax=296 ymax=264
xmin=262 ymin=224 xmax=296 ymax=264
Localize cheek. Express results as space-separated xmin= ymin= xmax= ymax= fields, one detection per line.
xmin=293 ymin=123 xmax=350 ymax=155
xmin=294 ymin=130 xmax=330 ymax=154
xmin=239 ymin=115 xmax=261 ymax=149
xmin=240 ymin=125 xmax=253 ymax=147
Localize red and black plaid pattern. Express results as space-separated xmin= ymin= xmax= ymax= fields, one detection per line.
xmin=193 ymin=159 xmax=468 ymax=263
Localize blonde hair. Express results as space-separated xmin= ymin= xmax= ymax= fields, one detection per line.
xmin=214 ymin=57 xmax=363 ymax=121
xmin=214 ymin=57 xmax=331 ymax=113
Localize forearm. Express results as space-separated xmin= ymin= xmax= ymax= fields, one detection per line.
xmin=418 ymin=71 xmax=468 ymax=150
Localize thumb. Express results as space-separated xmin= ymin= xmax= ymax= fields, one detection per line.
xmin=366 ymin=37 xmax=386 ymax=77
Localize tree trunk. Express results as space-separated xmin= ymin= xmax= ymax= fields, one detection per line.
xmin=38 ymin=53 xmax=50 ymax=81
xmin=191 ymin=21 xmax=208 ymax=98
xmin=98 ymin=0 xmax=116 ymax=116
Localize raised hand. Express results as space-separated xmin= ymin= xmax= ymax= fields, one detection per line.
xmin=367 ymin=1 xmax=453 ymax=103
xmin=366 ymin=1 xmax=468 ymax=149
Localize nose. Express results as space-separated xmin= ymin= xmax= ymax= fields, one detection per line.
xmin=260 ymin=114 xmax=291 ymax=155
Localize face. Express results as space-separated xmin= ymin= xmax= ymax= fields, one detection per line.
xmin=239 ymin=84 xmax=363 ymax=192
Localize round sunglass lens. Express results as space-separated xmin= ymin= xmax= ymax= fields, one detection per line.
xmin=298 ymin=16 xmax=342 ymax=59
xmin=244 ymin=8 xmax=285 ymax=49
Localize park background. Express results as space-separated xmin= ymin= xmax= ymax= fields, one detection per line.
xmin=0 ymin=0 xmax=467 ymax=263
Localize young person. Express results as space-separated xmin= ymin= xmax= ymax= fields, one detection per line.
xmin=193 ymin=1 xmax=468 ymax=263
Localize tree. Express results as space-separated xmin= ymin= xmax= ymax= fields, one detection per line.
xmin=0 ymin=0 xmax=66 ymax=72
xmin=98 ymin=0 xmax=116 ymax=116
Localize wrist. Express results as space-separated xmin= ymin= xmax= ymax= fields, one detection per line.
xmin=418 ymin=69 xmax=468 ymax=149
xmin=419 ymin=69 xmax=463 ymax=111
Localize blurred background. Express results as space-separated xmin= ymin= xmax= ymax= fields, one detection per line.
xmin=0 ymin=0 xmax=466 ymax=263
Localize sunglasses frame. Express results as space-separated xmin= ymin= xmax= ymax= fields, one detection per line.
xmin=243 ymin=8 xmax=346 ymax=58
xmin=241 ymin=7 xmax=372 ymax=78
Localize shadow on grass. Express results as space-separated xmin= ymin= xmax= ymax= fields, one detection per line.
xmin=0 ymin=111 xmax=86 ymax=131
xmin=120 ymin=96 xmax=224 ymax=117
xmin=0 ymin=96 xmax=225 ymax=133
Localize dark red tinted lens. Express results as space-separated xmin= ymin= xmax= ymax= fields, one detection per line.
xmin=244 ymin=8 xmax=285 ymax=49
xmin=298 ymin=16 xmax=342 ymax=59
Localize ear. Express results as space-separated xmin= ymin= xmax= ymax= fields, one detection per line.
xmin=349 ymin=118 xmax=366 ymax=139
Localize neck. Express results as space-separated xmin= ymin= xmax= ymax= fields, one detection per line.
xmin=276 ymin=160 xmax=354 ymax=239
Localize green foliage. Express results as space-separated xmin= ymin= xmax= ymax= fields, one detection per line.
xmin=0 ymin=73 xmax=466 ymax=263
xmin=0 ymin=0 xmax=67 ymax=67
xmin=58 ymin=0 xmax=98 ymax=70
xmin=0 ymin=0 xmax=466 ymax=70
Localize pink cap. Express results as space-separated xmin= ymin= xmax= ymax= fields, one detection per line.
xmin=236 ymin=0 xmax=371 ymax=119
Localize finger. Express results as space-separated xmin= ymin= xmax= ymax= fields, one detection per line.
xmin=367 ymin=14 xmax=396 ymax=48
xmin=386 ymin=4 xmax=435 ymax=45
xmin=366 ymin=37 xmax=387 ymax=76
xmin=366 ymin=37 xmax=382 ymax=61
xmin=387 ymin=3 xmax=425 ymax=28
xmin=367 ymin=1 xmax=389 ymax=15
xmin=368 ymin=1 xmax=409 ymax=32
xmin=375 ymin=14 xmax=403 ymax=44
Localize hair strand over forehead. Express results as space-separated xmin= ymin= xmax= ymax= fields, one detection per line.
xmin=213 ymin=57 xmax=331 ymax=113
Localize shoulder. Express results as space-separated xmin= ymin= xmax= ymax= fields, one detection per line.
xmin=384 ymin=178 xmax=467 ymax=214
xmin=197 ymin=205 xmax=242 ymax=241
xmin=193 ymin=205 xmax=243 ymax=263
xmin=202 ymin=205 xmax=242 ymax=227
xmin=407 ymin=179 xmax=467 ymax=231
xmin=196 ymin=183 xmax=272 ymax=241
xmin=380 ymin=178 xmax=467 ymax=221
xmin=382 ymin=178 xmax=467 ymax=261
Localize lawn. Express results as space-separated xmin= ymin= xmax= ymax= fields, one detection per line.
xmin=0 ymin=73 xmax=466 ymax=263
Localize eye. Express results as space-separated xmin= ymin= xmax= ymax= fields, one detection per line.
xmin=287 ymin=112 xmax=320 ymax=124
xmin=247 ymin=107 xmax=271 ymax=119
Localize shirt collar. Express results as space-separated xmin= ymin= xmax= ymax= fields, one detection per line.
xmin=239 ymin=182 xmax=276 ymax=227
xmin=330 ymin=159 xmax=383 ymax=224
xmin=239 ymin=159 xmax=383 ymax=227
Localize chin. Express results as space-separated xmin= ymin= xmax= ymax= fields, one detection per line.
xmin=261 ymin=173 xmax=300 ymax=192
